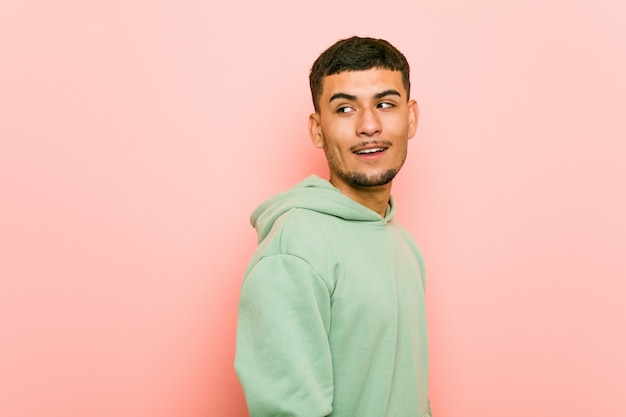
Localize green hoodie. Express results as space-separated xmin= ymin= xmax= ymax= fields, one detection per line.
xmin=235 ymin=175 xmax=430 ymax=417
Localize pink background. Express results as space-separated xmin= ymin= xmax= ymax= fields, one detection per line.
xmin=1 ymin=1 xmax=625 ymax=416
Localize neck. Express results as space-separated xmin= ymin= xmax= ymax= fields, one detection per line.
xmin=329 ymin=177 xmax=392 ymax=218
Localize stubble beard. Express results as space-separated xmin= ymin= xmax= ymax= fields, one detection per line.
xmin=336 ymin=167 xmax=399 ymax=187
xmin=324 ymin=146 xmax=405 ymax=188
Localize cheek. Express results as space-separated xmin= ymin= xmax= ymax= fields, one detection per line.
xmin=322 ymin=118 xmax=353 ymax=139
xmin=321 ymin=133 xmax=348 ymax=152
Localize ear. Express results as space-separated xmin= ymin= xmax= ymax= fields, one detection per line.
xmin=308 ymin=113 xmax=325 ymax=148
xmin=407 ymin=100 xmax=419 ymax=140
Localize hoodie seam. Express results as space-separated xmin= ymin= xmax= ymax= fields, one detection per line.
xmin=256 ymin=252 xmax=334 ymax=299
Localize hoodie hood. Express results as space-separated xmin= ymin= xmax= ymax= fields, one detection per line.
xmin=251 ymin=175 xmax=396 ymax=242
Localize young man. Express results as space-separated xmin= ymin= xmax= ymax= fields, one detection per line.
xmin=235 ymin=36 xmax=431 ymax=417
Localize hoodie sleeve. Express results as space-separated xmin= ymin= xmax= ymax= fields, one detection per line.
xmin=235 ymin=254 xmax=334 ymax=417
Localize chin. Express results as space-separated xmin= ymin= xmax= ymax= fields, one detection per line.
xmin=344 ymin=168 xmax=398 ymax=188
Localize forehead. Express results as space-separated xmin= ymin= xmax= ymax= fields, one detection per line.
xmin=321 ymin=69 xmax=406 ymax=99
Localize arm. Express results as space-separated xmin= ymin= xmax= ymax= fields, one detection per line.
xmin=235 ymin=254 xmax=333 ymax=417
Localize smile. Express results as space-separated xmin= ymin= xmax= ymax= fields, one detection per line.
xmin=355 ymin=148 xmax=386 ymax=155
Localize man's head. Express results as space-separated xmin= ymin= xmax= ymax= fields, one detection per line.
xmin=309 ymin=36 xmax=411 ymax=113
xmin=307 ymin=37 xmax=418 ymax=203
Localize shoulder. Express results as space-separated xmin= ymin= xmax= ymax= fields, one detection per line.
xmin=389 ymin=220 xmax=427 ymax=278
xmin=274 ymin=208 xmax=343 ymax=257
xmin=387 ymin=219 xmax=418 ymax=244
xmin=250 ymin=207 xmax=343 ymax=280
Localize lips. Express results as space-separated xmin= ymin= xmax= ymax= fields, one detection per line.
xmin=351 ymin=141 xmax=391 ymax=155
xmin=355 ymin=147 xmax=386 ymax=155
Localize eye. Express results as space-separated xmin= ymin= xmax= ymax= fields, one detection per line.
xmin=336 ymin=105 xmax=355 ymax=114
xmin=378 ymin=102 xmax=395 ymax=109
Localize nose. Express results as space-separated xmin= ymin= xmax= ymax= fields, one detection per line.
xmin=357 ymin=108 xmax=381 ymax=137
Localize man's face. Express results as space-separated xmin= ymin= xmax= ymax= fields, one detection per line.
xmin=309 ymin=68 xmax=418 ymax=194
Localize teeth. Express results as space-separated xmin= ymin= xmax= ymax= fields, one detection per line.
xmin=356 ymin=148 xmax=384 ymax=154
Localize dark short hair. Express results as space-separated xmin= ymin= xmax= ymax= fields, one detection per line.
xmin=309 ymin=36 xmax=411 ymax=112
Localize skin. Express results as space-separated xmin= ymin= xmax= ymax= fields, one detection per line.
xmin=309 ymin=68 xmax=419 ymax=217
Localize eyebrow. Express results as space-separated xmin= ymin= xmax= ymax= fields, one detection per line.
xmin=375 ymin=89 xmax=402 ymax=99
xmin=329 ymin=92 xmax=356 ymax=103
xmin=329 ymin=89 xmax=402 ymax=103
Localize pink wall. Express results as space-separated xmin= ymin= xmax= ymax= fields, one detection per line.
xmin=1 ymin=1 xmax=624 ymax=416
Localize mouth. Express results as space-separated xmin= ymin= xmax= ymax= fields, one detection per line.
xmin=351 ymin=141 xmax=391 ymax=156
xmin=354 ymin=147 xmax=387 ymax=155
